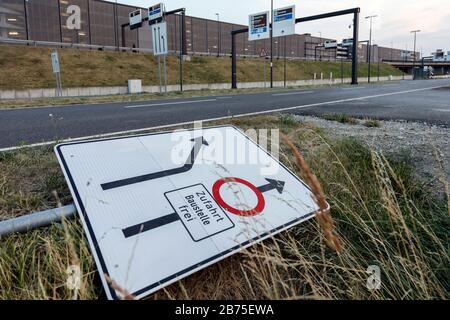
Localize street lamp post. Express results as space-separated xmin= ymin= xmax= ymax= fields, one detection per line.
xmin=270 ymin=0 xmax=273 ymax=88
xmin=390 ymin=41 xmax=393 ymax=60
xmin=365 ymin=15 xmax=377 ymax=83
xmin=284 ymin=36 xmax=287 ymax=87
xmin=410 ymin=29 xmax=421 ymax=75
xmin=215 ymin=13 xmax=220 ymax=57
xmin=318 ymin=31 xmax=322 ymax=61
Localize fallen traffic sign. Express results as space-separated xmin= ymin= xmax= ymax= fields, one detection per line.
xmin=55 ymin=126 xmax=322 ymax=300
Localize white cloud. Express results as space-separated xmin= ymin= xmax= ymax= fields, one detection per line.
xmin=119 ymin=0 xmax=450 ymax=55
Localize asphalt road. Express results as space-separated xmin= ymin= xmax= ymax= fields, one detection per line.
xmin=1 ymin=79 xmax=449 ymax=149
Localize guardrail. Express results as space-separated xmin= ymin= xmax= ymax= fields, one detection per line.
xmin=0 ymin=75 xmax=411 ymax=100
xmin=1 ymin=37 xmax=354 ymax=61
xmin=0 ymin=37 xmax=155 ymax=54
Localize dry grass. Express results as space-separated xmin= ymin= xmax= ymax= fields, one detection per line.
xmin=0 ymin=44 xmax=404 ymax=90
xmin=364 ymin=119 xmax=382 ymax=128
xmin=0 ymin=114 xmax=448 ymax=300
xmin=323 ymin=113 xmax=359 ymax=125
xmin=281 ymin=133 xmax=342 ymax=253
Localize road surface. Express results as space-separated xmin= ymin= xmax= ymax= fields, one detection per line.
xmin=0 ymin=79 xmax=449 ymax=149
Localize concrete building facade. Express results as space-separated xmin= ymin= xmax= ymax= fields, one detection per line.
xmin=1 ymin=0 xmax=417 ymax=61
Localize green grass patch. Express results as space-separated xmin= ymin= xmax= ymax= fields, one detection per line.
xmin=364 ymin=119 xmax=382 ymax=128
xmin=323 ymin=113 xmax=359 ymax=124
xmin=0 ymin=44 xmax=404 ymax=90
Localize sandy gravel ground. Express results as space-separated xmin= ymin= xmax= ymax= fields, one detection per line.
xmin=295 ymin=115 xmax=449 ymax=197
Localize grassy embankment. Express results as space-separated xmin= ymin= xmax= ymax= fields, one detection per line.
xmin=0 ymin=114 xmax=448 ymax=299
xmin=0 ymin=44 xmax=403 ymax=90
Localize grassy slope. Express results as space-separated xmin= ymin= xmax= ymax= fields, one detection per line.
xmin=0 ymin=115 xmax=448 ymax=300
xmin=0 ymin=44 xmax=403 ymax=90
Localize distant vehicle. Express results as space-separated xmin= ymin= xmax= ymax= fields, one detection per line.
xmin=342 ymin=38 xmax=353 ymax=47
xmin=324 ymin=40 xmax=337 ymax=49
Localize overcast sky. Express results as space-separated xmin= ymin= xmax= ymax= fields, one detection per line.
xmin=118 ymin=0 xmax=450 ymax=56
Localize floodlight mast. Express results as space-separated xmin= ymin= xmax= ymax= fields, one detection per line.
xmin=410 ymin=29 xmax=421 ymax=72
xmin=365 ymin=15 xmax=377 ymax=83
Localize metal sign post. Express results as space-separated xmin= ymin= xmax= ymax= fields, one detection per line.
xmin=260 ymin=49 xmax=268 ymax=87
xmin=151 ymin=21 xmax=168 ymax=94
xmin=163 ymin=54 xmax=167 ymax=94
xmin=284 ymin=37 xmax=287 ymax=87
xmin=157 ymin=56 xmax=162 ymax=93
xmin=51 ymin=50 xmax=62 ymax=97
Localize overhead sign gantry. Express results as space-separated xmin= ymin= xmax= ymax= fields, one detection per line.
xmin=235 ymin=7 xmax=361 ymax=88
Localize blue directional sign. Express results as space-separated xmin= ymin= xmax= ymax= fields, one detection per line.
xmin=148 ymin=3 xmax=164 ymax=25
xmin=51 ymin=51 xmax=60 ymax=74
xmin=273 ymin=5 xmax=295 ymax=38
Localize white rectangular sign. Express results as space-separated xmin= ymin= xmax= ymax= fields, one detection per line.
xmin=148 ymin=3 xmax=164 ymax=23
xmin=55 ymin=126 xmax=321 ymax=300
xmin=324 ymin=40 xmax=337 ymax=49
xmin=248 ymin=11 xmax=270 ymax=41
xmin=342 ymin=38 xmax=353 ymax=47
xmin=51 ymin=51 xmax=60 ymax=73
xmin=151 ymin=21 xmax=168 ymax=56
xmin=129 ymin=9 xmax=142 ymax=30
xmin=273 ymin=5 xmax=295 ymax=38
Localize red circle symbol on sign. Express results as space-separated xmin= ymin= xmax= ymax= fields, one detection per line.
xmin=212 ymin=177 xmax=265 ymax=216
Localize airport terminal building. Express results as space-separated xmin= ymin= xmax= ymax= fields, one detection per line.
xmin=0 ymin=0 xmax=416 ymax=61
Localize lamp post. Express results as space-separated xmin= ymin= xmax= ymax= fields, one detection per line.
xmin=365 ymin=15 xmax=377 ymax=83
xmin=390 ymin=41 xmax=393 ymax=60
xmin=410 ymin=29 xmax=421 ymax=73
xmin=318 ymin=31 xmax=322 ymax=61
xmin=270 ymin=0 xmax=273 ymax=88
xmin=215 ymin=13 xmax=220 ymax=57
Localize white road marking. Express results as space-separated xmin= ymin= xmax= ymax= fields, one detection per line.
xmin=342 ymin=86 xmax=366 ymax=90
xmin=0 ymin=84 xmax=447 ymax=152
xmin=272 ymin=91 xmax=314 ymax=96
xmin=124 ymin=98 xmax=217 ymax=108
xmin=433 ymin=109 xmax=450 ymax=112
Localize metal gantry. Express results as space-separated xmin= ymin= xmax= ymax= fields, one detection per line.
xmin=231 ymin=7 xmax=360 ymax=89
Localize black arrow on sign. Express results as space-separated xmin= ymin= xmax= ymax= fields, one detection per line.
xmin=121 ymin=177 xmax=285 ymax=238
xmin=101 ymin=137 xmax=208 ymax=190
xmin=257 ymin=178 xmax=285 ymax=194
xmin=122 ymin=212 xmax=179 ymax=238
xmin=153 ymin=27 xmax=158 ymax=53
